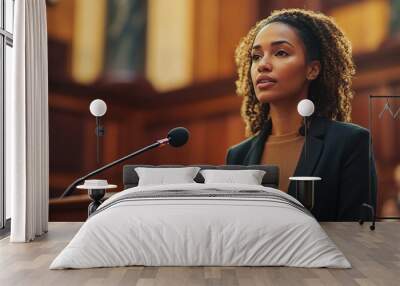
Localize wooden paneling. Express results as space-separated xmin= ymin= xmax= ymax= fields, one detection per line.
xmin=257 ymin=0 xmax=322 ymax=19
xmin=217 ymin=0 xmax=258 ymax=78
xmin=193 ymin=0 xmax=220 ymax=81
xmin=146 ymin=0 xmax=194 ymax=91
xmin=49 ymin=109 xmax=85 ymax=173
xmin=193 ymin=0 xmax=257 ymax=82
xmin=329 ymin=0 xmax=390 ymax=54
xmin=71 ymin=0 xmax=107 ymax=84
xmin=322 ymin=0 xmax=365 ymax=11
xmin=48 ymin=38 xmax=71 ymax=81
xmin=46 ymin=0 xmax=75 ymax=43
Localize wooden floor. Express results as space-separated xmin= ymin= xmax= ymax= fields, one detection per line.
xmin=0 ymin=222 xmax=399 ymax=286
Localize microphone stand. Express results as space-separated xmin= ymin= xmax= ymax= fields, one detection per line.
xmin=60 ymin=138 xmax=169 ymax=198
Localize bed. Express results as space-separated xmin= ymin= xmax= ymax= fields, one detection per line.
xmin=50 ymin=165 xmax=350 ymax=269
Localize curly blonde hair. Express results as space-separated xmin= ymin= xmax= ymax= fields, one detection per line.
xmin=235 ymin=9 xmax=355 ymax=137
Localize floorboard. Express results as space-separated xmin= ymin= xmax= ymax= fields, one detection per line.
xmin=0 ymin=222 xmax=399 ymax=286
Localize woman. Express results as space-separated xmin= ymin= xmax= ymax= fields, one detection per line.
xmin=226 ymin=9 xmax=377 ymax=221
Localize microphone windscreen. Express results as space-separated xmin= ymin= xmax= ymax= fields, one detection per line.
xmin=167 ymin=127 xmax=189 ymax=147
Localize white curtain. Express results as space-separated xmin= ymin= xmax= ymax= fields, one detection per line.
xmin=6 ymin=0 xmax=49 ymax=242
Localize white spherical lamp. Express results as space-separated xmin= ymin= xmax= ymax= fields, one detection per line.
xmin=297 ymin=99 xmax=315 ymax=117
xmin=90 ymin=99 xmax=107 ymax=117
xmin=89 ymin=99 xmax=107 ymax=164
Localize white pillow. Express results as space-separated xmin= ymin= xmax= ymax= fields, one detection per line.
xmin=200 ymin=169 xmax=266 ymax=185
xmin=135 ymin=167 xmax=201 ymax=186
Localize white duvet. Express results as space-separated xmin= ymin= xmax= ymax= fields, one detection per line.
xmin=50 ymin=183 xmax=351 ymax=269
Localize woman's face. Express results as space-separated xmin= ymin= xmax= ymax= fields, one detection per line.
xmin=250 ymin=22 xmax=320 ymax=104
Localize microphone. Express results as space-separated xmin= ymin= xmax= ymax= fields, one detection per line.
xmin=60 ymin=127 xmax=190 ymax=198
xmin=169 ymin=127 xmax=189 ymax=147
xmin=157 ymin=127 xmax=189 ymax=147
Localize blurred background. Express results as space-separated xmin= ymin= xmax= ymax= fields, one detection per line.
xmin=46 ymin=0 xmax=400 ymax=221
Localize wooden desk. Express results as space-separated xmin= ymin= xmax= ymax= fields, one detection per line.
xmin=0 ymin=222 xmax=399 ymax=286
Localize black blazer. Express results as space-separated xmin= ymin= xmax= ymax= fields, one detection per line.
xmin=226 ymin=116 xmax=377 ymax=221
